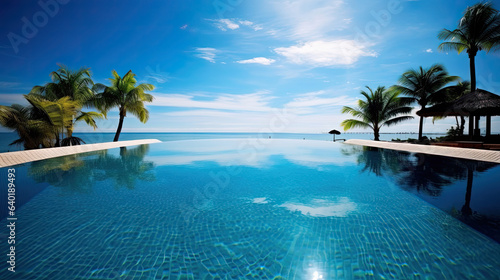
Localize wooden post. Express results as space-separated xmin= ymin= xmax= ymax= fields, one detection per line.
xmin=486 ymin=115 xmax=491 ymax=138
xmin=469 ymin=115 xmax=474 ymax=140
xmin=474 ymin=115 xmax=480 ymax=137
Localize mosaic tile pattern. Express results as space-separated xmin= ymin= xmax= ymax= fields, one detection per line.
xmin=1 ymin=140 xmax=500 ymax=279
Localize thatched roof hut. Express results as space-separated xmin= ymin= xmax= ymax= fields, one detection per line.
xmin=417 ymin=89 xmax=500 ymax=137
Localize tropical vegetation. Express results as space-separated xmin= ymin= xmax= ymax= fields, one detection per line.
xmin=341 ymin=86 xmax=414 ymax=141
xmin=0 ymin=65 xmax=154 ymax=150
xmin=434 ymin=81 xmax=471 ymax=136
xmin=438 ymin=2 xmax=500 ymax=92
xmin=390 ymin=64 xmax=460 ymax=140
xmin=93 ymin=70 xmax=155 ymax=142
xmin=437 ymin=2 xmax=500 ymax=137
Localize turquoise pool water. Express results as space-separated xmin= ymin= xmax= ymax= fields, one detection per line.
xmin=1 ymin=139 xmax=500 ymax=279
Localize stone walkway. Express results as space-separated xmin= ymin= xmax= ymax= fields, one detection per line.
xmin=344 ymin=139 xmax=500 ymax=163
xmin=0 ymin=139 xmax=162 ymax=168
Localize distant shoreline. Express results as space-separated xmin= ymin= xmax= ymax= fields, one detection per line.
xmin=0 ymin=131 xmax=448 ymax=135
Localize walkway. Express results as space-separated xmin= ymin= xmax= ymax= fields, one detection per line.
xmin=344 ymin=139 xmax=500 ymax=163
xmin=0 ymin=139 xmax=162 ymax=168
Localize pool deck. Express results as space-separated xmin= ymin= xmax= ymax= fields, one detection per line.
xmin=344 ymin=139 xmax=500 ymax=163
xmin=0 ymin=139 xmax=162 ymax=168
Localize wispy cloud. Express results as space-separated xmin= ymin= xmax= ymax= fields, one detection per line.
xmin=285 ymin=91 xmax=357 ymax=114
xmin=236 ymin=57 xmax=276 ymax=65
xmin=209 ymin=18 xmax=264 ymax=32
xmin=425 ymin=48 xmax=433 ymax=53
xmin=180 ymin=24 xmax=188 ymax=30
xmin=150 ymin=91 xmax=275 ymax=112
xmin=211 ymin=19 xmax=240 ymax=31
xmin=145 ymin=65 xmax=171 ymax=84
xmin=269 ymin=0 xmax=350 ymax=41
xmin=238 ymin=20 xmax=263 ymax=31
xmin=194 ymin=47 xmax=218 ymax=63
xmin=274 ymin=40 xmax=377 ymax=67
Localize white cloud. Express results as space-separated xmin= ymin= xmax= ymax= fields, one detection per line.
xmin=213 ymin=19 xmax=239 ymax=31
xmin=270 ymin=0 xmax=350 ymax=40
xmin=145 ymin=65 xmax=171 ymax=84
xmin=194 ymin=47 xmax=217 ymax=63
xmin=150 ymin=91 xmax=275 ymax=112
xmin=236 ymin=57 xmax=276 ymax=65
xmin=238 ymin=20 xmax=263 ymax=31
xmin=425 ymin=48 xmax=433 ymax=53
xmin=285 ymin=91 xmax=357 ymax=114
xmin=239 ymin=20 xmax=253 ymax=26
xmin=274 ymin=40 xmax=377 ymax=67
xmin=180 ymin=24 xmax=188 ymax=30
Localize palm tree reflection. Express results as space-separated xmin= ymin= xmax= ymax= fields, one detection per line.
xmin=345 ymin=146 xmax=497 ymax=214
xmin=346 ymin=145 xmax=500 ymax=242
xmin=29 ymin=144 xmax=155 ymax=193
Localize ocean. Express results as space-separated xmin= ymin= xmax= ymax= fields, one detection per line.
xmin=0 ymin=132 xmax=446 ymax=153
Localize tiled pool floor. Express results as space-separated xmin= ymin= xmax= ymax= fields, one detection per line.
xmin=1 ymin=139 xmax=499 ymax=279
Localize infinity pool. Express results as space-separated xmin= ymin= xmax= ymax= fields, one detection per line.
xmin=1 ymin=139 xmax=500 ymax=279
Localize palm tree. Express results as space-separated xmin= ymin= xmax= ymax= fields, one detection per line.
xmin=434 ymin=81 xmax=471 ymax=136
xmin=93 ymin=70 xmax=155 ymax=142
xmin=30 ymin=64 xmax=103 ymax=145
xmin=30 ymin=64 xmax=95 ymax=103
xmin=438 ymin=2 xmax=500 ymax=91
xmin=390 ymin=64 xmax=459 ymax=140
xmin=341 ymin=86 xmax=414 ymax=141
xmin=25 ymin=95 xmax=79 ymax=143
xmin=0 ymin=103 xmax=54 ymax=149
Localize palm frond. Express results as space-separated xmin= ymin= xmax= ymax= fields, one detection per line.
xmin=341 ymin=119 xmax=372 ymax=131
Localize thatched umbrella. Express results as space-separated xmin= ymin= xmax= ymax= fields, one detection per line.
xmin=417 ymin=89 xmax=500 ymax=137
xmin=329 ymin=129 xmax=341 ymax=142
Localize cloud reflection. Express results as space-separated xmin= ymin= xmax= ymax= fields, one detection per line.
xmin=145 ymin=139 xmax=357 ymax=169
xmin=279 ymin=197 xmax=357 ymax=217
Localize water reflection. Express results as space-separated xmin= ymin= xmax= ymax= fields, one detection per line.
xmin=345 ymin=145 xmax=500 ymax=242
xmin=28 ymin=144 xmax=155 ymax=193
xmin=279 ymin=197 xmax=357 ymax=217
xmin=145 ymin=139 xmax=357 ymax=169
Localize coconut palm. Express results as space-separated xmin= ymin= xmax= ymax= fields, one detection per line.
xmin=438 ymin=2 xmax=500 ymax=91
xmin=30 ymin=64 xmax=103 ymax=145
xmin=0 ymin=103 xmax=54 ymax=149
xmin=30 ymin=64 xmax=95 ymax=103
xmin=341 ymin=86 xmax=414 ymax=141
xmin=93 ymin=70 xmax=154 ymax=142
xmin=26 ymin=95 xmax=79 ymax=142
xmin=433 ymin=81 xmax=471 ymax=136
xmin=390 ymin=64 xmax=459 ymax=140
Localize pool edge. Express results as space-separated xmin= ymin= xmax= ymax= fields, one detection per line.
xmin=344 ymin=139 xmax=500 ymax=163
xmin=0 ymin=139 xmax=162 ymax=167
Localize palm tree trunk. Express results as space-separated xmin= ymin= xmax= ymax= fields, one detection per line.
xmin=374 ymin=128 xmax=380 ymax=141
xmin=461 ymin=166 xmax=474 ymax=216
xmin=469 ymin=53 xmax=476 ymax=91
xmin=114 ymin=108 xmax=125 ymax=142
xmin=54 ymin=132 xmax=60 ymax=147
xmin=459 ymin=116 xmax=466 ymax=136
xmin=418 ymin=115 xmax=424 ymax=140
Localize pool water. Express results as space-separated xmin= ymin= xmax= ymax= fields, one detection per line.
xmin=1 ymin=139 xmax=500 ymax=279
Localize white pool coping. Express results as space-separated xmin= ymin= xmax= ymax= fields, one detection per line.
xmin=344 ymin=139 xmax=500 ymax=163
xmin=0 ymin=139 xmax=162 ymax=168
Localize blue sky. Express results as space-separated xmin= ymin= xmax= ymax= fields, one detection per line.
xmin=1 ymin=0 xmax=500 ymax=134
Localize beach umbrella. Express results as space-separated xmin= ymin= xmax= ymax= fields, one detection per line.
xmin=329 ymin=129 xmax=341 ymax=142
